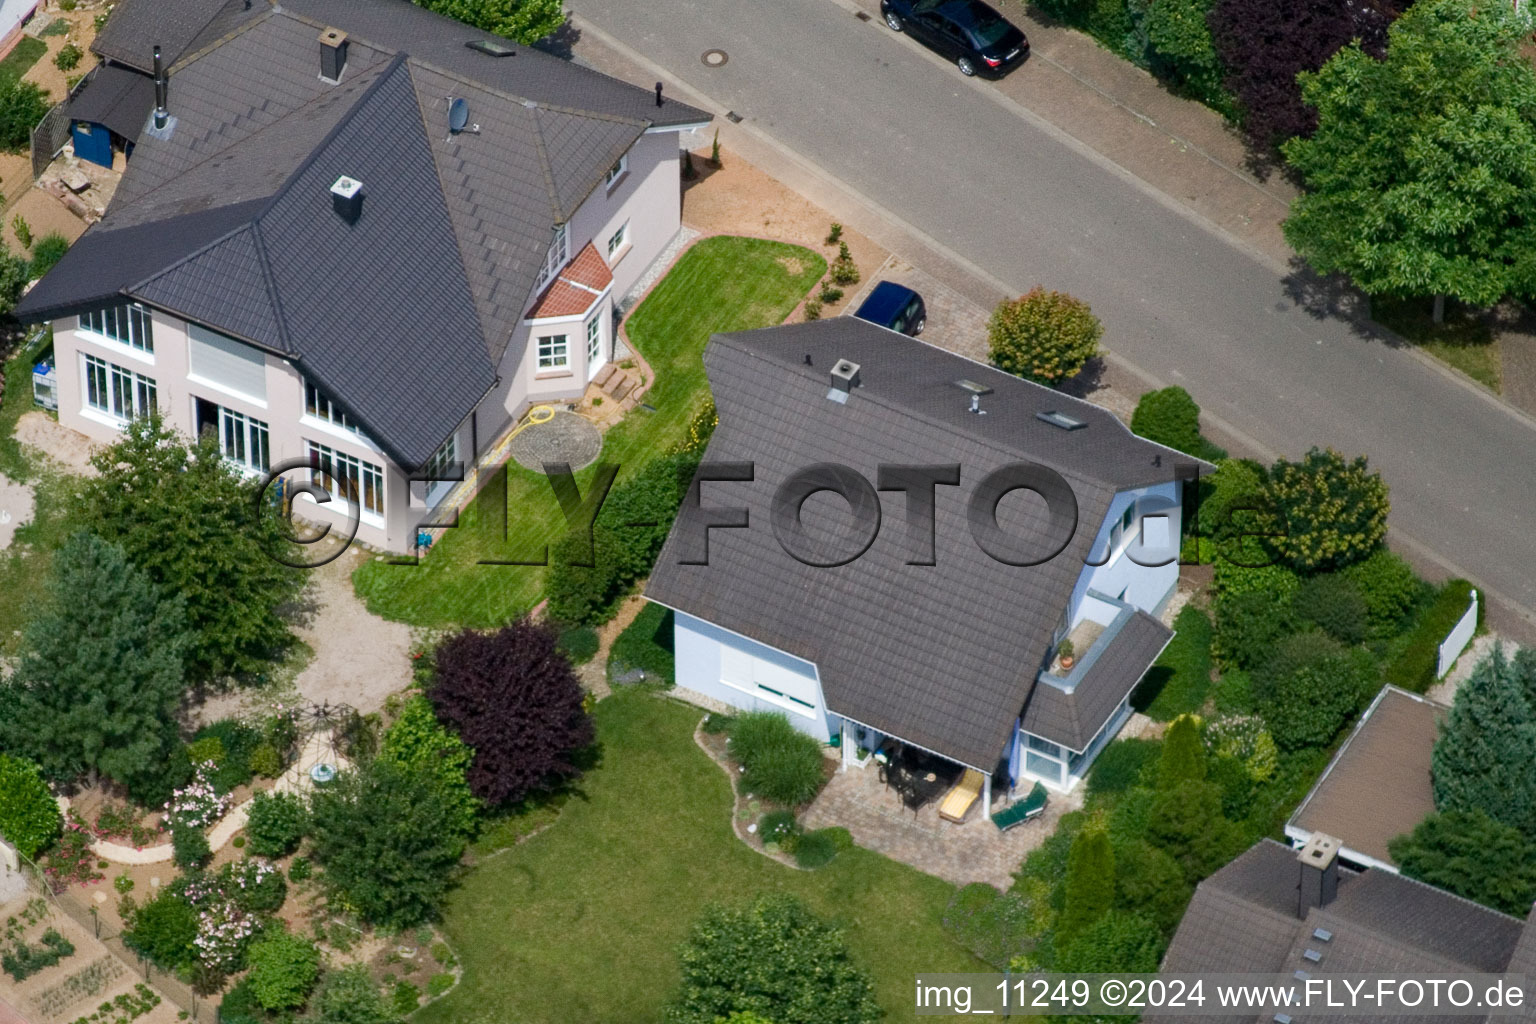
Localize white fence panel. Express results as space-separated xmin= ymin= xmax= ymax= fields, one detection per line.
xmin=1437 ymin=589 xmax=1479 ymax=679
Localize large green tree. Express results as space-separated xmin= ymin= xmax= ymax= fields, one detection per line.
xmin=665 ymin=894 xmax=880 ymax=1024
xmin=1389 ymin=809 xmax=1536 ymax=916
xmin=0 ymin=532 xmax=189 ymax=802
xmin=78 ymin=415 xmax=301 ymax=685
xmin=308 ymin=759 xmax=468 ymax=929
xmin=1431 ymin=646 xmax=1536 ymax=837
xmin=377 ymin=694 xmax=480 ymax=838
xmin=1282 ymin=0 xmax=1536 ymax=319
xmin=414 ymin=0 xmax=565 ymax=44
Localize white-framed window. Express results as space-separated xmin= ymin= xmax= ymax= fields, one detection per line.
xmin=425 ymin=433 xmax=457 ymax=481
xmin=537 ymin=334 xmax=569 ymax=370
xmin=303 ymin=379 xmax=370 ymax=438
xmin=81 ymin=303 xmax=154 ymax=353
xmin=605 ymin=154 xmax=628 ymax=189
xmin=535 ymin=223 xmax=568 ymax=291
xmin=83 ymin=353 xmax=156 ymax=420
xmin=217 ymin=406 xmax=270 ymax=473
xmin=607 ymin=221 xmax=628 ymax=259
xmin=306 ymin=441 xmax=384 ymax=517
xmin=586 ymin=315 xmax=602 ymax=365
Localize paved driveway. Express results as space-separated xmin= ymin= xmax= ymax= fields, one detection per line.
xmin=574 ymin=0 xmax=1536 ymax=633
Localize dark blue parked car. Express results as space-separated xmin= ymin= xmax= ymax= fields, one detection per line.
xmin=853 ymin=281 xmax=927 ymax=336
xmin=879 ymin=0 xmax=1028 ymax=77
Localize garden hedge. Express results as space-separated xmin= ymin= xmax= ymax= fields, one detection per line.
xmin=0 ymin=754 xmax=61 ymax=858
xmin=608 ymin=601 xmax=675 ymax=684
xmin=1385 ymin=579 xmax=1480 ymax=693
xmin=727 ymin=711 xmax=827 ymax=806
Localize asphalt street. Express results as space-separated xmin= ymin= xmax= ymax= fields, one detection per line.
xmin=578 ymin=0 xmax=1536 ymax=629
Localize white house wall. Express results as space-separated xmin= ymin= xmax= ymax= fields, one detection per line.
xmin=673 ymin=610 xmax=836 ymax=742
xmin=1067 ymin=480 xmax=1181 ymax=626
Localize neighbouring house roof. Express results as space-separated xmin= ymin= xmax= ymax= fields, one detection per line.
xmin=1286 ymin=686 xmax=1446 ymax=869
xmin=1021 ymin=608 xmax=1172 ymax=751
xmin=645 ymin=318 xmax=1202 ymax=771
xmin=526 ymin=242 xmax=613 ymax=319
xmin=90 ymin=0 xmax=265 ymax=73
xmin=20 ymin=0 xmax=709 ymax=469
xmin=66 ymin=62 xmax=158 ymax=140
xmin=1155 ymin=839 xmax=1535 ymax=1024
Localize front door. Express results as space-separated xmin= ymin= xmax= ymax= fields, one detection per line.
xmin=586 ymin=315 xmax=606 ymax=382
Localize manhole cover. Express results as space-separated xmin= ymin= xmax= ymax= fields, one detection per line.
xmin=701 ymin=48 xmax=728 ymax=67
xmin=508 ymin=411 xmax=604 ymax=473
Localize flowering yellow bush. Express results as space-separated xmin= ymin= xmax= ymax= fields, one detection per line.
xmin=987 ymin=287 xmax=1103 ymax=386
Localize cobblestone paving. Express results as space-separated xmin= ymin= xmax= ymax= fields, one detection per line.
xmin=841 ymin=256 xmax=993 ymax=366
xmin=508 ymin=411 xmax=604 ymax=472
xmin=801 ymin=763 xmax=1083 ymax=890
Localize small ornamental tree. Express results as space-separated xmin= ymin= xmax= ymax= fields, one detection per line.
xmin=1131 ymin=386 xmax=1206 ymax=458
xmin=1432 ymin=646 xmax=1536 ymax=838
xmin=79 ymin=416 xmax=302 ymax=684
xmin=378 ymin=695 xmax=479 ymax=838
xmin=428 ymin=619 xmax=594 ymax=806
xmin=0 ymin=755 xmax=62 ymax=858
xmin=1157 ymin=714 xmax=1207 ymax=788
xmin=665 ymin=894 xmax=881 ymax=1024
xmin=0 ymin=531 xmax=190 ymax=803
xmin=245 ymin=929 xmax=322 ymax=1011
xmin=1263 ymin=448 xmax=1388 ymax=573
xmin=987 ymin=287 xmax=1102 ymax=387
xmin=414 ymin=0 xmax=565 ymax=44
xmin=309 ymin=965 xmax=400 ymax=1024
xmin=308 ymin=759 xmax=467 ymax=928
xmin=1057 ymin=827 xmax=1115 ymax=951
xmin=1389 ymin=810 xmax=1536 ymax=916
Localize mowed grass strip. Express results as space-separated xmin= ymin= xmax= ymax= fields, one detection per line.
xmin=417 ymin=691 xmax=981 ymax=1024
xmin=352 ymin=236 xmax=826 ymax=628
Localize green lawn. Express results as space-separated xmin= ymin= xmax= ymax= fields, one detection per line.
xmin=0 ymin=37 xmax=45 ymax=84
xmin=352 ymin=236 xmax=826 ymax=628
xmin=418 ymin=691 xmax=980 ymax=1024
xmin=1131 ymin=604 xmax=1215 ymax=721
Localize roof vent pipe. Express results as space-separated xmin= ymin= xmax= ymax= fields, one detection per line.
xmin=331 ymin=176 xmax=363 ymax=224
xmin=655 ymin=81 xmax=664 ymax=107
xmin=152 ymin=45 xmax=168 ymax=129
xmin=319 ymin=27 xmax=348 ymax=82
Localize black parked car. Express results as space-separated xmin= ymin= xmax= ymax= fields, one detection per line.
xmin=853 ymin=281 xmax=926 ymax=336
xmin=880 ymin=0 xmax=1028 ymax=77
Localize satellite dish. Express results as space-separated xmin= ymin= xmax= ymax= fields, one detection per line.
xmin=448 ymin=97 xmax=480 ymax=136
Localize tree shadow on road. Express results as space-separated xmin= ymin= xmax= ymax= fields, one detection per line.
xmin=1279 ymin=258 xmax=1397 ymax=346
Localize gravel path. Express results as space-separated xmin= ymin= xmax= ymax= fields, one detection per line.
xmin=292 ymin=549 xmax=414 ymax=714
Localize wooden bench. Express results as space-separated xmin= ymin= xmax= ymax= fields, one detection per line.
xmin=938 ymin=769 xmax=985 ymax=823
xmin=990 ymin=782 xmax=1048 ymax=832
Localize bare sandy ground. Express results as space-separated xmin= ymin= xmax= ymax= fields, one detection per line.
xmin=291 ymin=547 xmax=414 ymax=713
xmin=14 ymin=411 xmax=97 ymax=474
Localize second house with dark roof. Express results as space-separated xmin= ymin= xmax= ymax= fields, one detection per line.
xmin=646 ymin=317 xmax=1204 ymax=807
xmin=19 ymin=0 xmax=708 ymax=553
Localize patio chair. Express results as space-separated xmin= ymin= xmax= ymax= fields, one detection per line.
xmin=938 ymin=769 xmax=984 ymax=823
xmin=990 ymin=782 xmax=1048 ymax=832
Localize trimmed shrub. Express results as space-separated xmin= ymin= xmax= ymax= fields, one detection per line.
xmin=545 ymin=525 xmax=627 ymax=626
xmin=1057 ymin=827 xmax=1115 ymax=950
xmin=595 ymin=450 xmax=701 ymax=583
xmin=666 ymin=893 xmax=880 ymax=1024
xmin=1343 ymin=548 xmax=1427 ymax=639
xmin=245 ymin=929 xmax=321 ymax=1011
xmin=556 ymin=625 xmax=600 ymax=665
xmin=1293 ymin=572 xmax=1369 ymax=645
xmin=987 ymin=287 xmax=1102 ymax=386
xmin=1264 ymin=447 xmax=1389 ymax=573
xmin=0 ymin=80 xmax=50 ymax=153
xmin=728 ymin=711 xmax=827 ymax=806
xmin=125 ymin=889 xmax=199 ymax=971
xmin=224 ymin=859 xmax=287 ymax=914
xmin=1211 ymin=670 xmax=1254 ymax=714
xmin=171 ymin=823 xmax=211 ymax=871
xmin=1131 ymin=386 xmax=1224 ymax=460
xmin=310 ymin=964 xmax=396 ymax=1024
xmin=192 ymin=719 xmax=263 ymax=793
xmin=793 ymin=828 xmax=841 ymax=868
xmin=1213 ymin=555 xmax=1300 ymax=599
xmin=1132 ymin=605 xmax=1213 ymax=719
xmin=1055 ymin=910 xmax=1165 ymax=974
xmin=1254 ymin=634 xmax=1377 ymax=751
xmin=244 ymin=790 xmax=308 ymax=858
xmin=1385 ymin=579 xmax=1480 ymax=693
xmin=53 ymin=43 xmax=82 ymax=71
xmin=378 ymin=694 xmax=479 ymax=839
xmin=0 ymin=754 xmax=62 ymax=858
xmin=608 ymin=601 xmax=675 ymax=684
xmin=1212 ymin=589 xmax=1296 ymax=670
xmin=1111 ymin=839 xmax=1191 ymax=933
xmin=1198 ymin=458 xmax=1269 ymax=542
xmin=29 ymin=232 xmax=67 ymax=278
xmin=1086 ymin=738 xmax=1160 ymax=798
xmin=248 ymin=744 xmax=282 ymax=779
xmin=1157 ymin=714 xmax=1206 ymax=787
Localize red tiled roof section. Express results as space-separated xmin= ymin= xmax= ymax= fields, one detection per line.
xmin=525 ymin=242 xmax=612 ymax=319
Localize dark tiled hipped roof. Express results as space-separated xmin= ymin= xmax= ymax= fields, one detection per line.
xmin=91 ymin=0 xmax=263 ymax=73
xmin=21 ymin=0 xmax=709 ymax=468
xmin=1157 ymin=839 xmax=1536 ymax=1024
xmin=66 ymin=64 xmax=158 ymax=139
xmin=646 ymin=318 xmax=1199 ymax=770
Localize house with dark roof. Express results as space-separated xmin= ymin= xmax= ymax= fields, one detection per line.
xmin=1155 ymin=834 xmax=1536 ymax=1024
xmin=18 ymin=0 xmax=709 ymax=554
xmin=645 ymin=317 xmax=1202 ymax=807
xmin=1285 ymin=685 xmax=1447 ymax=873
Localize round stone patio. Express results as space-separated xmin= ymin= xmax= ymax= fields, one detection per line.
xmin=508 ymin=410 xmax=604 ymax=472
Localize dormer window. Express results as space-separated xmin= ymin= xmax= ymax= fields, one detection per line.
xmin=535 ymin=223 xmax=568 ymax=291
